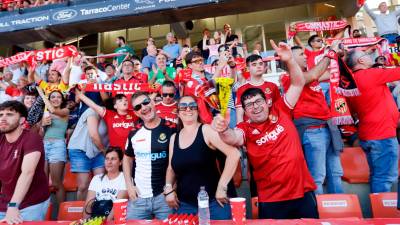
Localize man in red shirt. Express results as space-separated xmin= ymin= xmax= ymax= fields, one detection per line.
xmin=235 ymin=54 xmax=281 ymax=123
xmin=345 ymin=48 xmax=400 ymax=193
xmin=76 ymin=89 xmax=138 ymax=150
xmin=281 ymin=44 xmax=344 ymax=194
xmin=212 ymin=41 xmax=317 ymax=219
xmin=155 ymin=81 xmax=177 ymax=124
xmin=0 ymin=101 xmax=50 ymax=223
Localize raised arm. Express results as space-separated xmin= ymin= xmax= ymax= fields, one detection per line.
xmin=62 ymin=57 xmax=73 ymax=85
xmin=202 ymin=35 xmax=209 ymax=50
xmin=75 ymin=88 xmax=105 ymax=116
xmin=271 ymin=39 xmax=305 ymax=107
xmin=36 ymin=87 xmax=69 ymax=117
xmin=212 ymin=114 xmax=244 ymax=147
xmin=363 ymin=4 xmax=376 ymax=20
xmin=27 ymin=65 xmax=41 ymax=84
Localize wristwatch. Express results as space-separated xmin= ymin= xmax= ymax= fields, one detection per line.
xmin=7 ymin=202 xmax=19 ymax=208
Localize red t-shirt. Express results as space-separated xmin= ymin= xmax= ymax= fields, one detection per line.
xmin=235 ymin=81 xmax=281 ymax=121
xmin=347 ymin=68 xmax=400 ymax=140
xmin=304 ymin=48 xmax=325 ymax=70
xmin=155 ymin=101 xmax=178 ymax=124
xmin=102 ymin=109 xmax=138 ymax=150
xmin=0 ymin=130 xmax=50 ymax=211
xmin=281 ymin=74 xmax=330 ymax=120
xmin=236 ymin=97 xmax=316 ymax=202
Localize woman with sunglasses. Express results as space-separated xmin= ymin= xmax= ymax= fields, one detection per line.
xmin=165 ymin=95 xmax=240 ymax=219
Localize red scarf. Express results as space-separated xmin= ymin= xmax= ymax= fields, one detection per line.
xmin=83 ymin=83 xmax=160 ymax=95
xmin=326 ymin=37 xmax=384 ymax=48
xmin=288 ymin=20 xmax=348 ymax=38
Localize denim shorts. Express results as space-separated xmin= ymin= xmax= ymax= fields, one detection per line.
xmin=127 ymin=193 xmax=171 ymax=220
xmin=44 ymin=139 xmax=67 ymax=163
xmin=69 ymin=149 xmax=105 ymax=173
xmin=0 ymin=198 xmax=50 ymax=221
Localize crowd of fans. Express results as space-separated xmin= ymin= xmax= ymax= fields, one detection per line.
xmin=0 ymin=0 xmax=64 ymax=12
xmin=1 ymin=0 xmax=400 ymax=223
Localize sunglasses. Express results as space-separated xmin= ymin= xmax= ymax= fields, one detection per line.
xmin=133 ymin=98 xmax=151 ymax=111
xmin=162 ymin=93 xmax=174 ymax=98
xmin=178 ymin=102 xmax=198 ymax=111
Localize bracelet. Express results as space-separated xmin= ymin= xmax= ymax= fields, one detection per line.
xmin=164 ymin=189 xmax=175 ymax=197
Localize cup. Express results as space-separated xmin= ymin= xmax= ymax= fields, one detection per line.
xmin=230 ymin=197 xmax=246 ymax=225
xmin=113 ymin=199 xmax=128 ymax=225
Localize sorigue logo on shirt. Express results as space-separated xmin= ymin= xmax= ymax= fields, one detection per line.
xmin=255 ymin=124 xmax=284 ymax=146
xmin=112 ymin=122 xmax=134 ymax=129
xmin=136 ymin=151 xmax=167 ymax=161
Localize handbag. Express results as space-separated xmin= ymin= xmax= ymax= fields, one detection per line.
xmin=88 ymin=199 xmax=113 ymax=217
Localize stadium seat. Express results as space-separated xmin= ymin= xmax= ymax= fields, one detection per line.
xmin=370 ymin=192 xmax=400 ymax=218
xmin=340 ymin=147 xmax=369 ymax=183
xmin=63 ymin=162 xmax=78 ymax=192
xmin=57 ymin=201 xmax=85 ymax=221
xmin=45 ymin=202 xmax=52 ymax=221
xmin=251 ymin=197 xmax=258 ymax=219
xmin=317 ymin=194 xmax=363 ymax=218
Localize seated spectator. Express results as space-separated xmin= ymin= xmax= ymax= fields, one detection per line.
xmin=149 ymin=53 xmax=176 ymax=85
xmin=163 ymin=32 xmax=181 ymax=64
xmin=141 ymin=37 xmax=155 ymax=60
xmin=165 ymin=95 xmax=240 ymax=219
xmin=352 ymin=29 xmax=363 ymax=38
xmin=96 ymin=54 xmax=108 ymax=72
xmin=83 ymin=147 xmax=127 ymax=221
xmin=0 ymin=101 xmax=50 ymax=223
xmin=103 ymin=63 xmax=118 ymax=84
xmin=38 ymin=89 xmax=69 ymax=205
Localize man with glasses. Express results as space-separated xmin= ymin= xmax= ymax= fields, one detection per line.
xmin=123 ymin=92 xmax=176 ymax=220
xmin=155 ymin=81 xmax=177 ymax=124
xmin=345 ymin=48 xmax=400 ymax=193
xmin=75 ymin=89 xmax=137 ymax=151
xmin=212 ymin=40 xmax=318 ymax=219
xmin=235 ymin=54 xmax=281 ymax=124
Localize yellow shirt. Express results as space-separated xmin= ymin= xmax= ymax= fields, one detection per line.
xmin=38 ymin=80 xmax=69 ymax=95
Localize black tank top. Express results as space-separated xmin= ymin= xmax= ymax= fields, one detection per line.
xmin=172 ymin=124 xmax=221 ymax=205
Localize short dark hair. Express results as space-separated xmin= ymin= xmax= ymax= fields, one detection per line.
xmin=307 ymin=34 xmax=319 ymax=47
xmin=130 ymin=92 xmax=149 ymax=104
xmin=246 ymin=54 xmax=263 ymax=66
xmin=162 ymin=80 xmax=176 ymax=88
xmin=0 ymin=101 xmax=28 ymax=118
xmin=122 ymin=60 xmax=134 ymax=66
xmin=240 ymin=88 xmax=266 ymax=109
xmin=117 ymin=36 xmax=126 ymax=44
xmin=218 ymin=44 xmax=230 ymax=53
xmin=84 ymin=65 xmax=96 ymax=73
xmin=185 ymin=51 xmax=203 ymax=64
xmin=291 ymin=45 xmax=303 ymax=51
xmin=113 ymin=94 xmax=127 ymax=105
xmin=105 ymin=63 xmax=115 ymax=70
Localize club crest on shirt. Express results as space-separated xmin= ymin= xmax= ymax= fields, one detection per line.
xmin=269 ymin=114 xmax=278 ymax=123
xmin=172 ymin=108 xmax=177 ymax=114
xmin=158 ymin=133 xmax=168 ymax=143
xmin=126 ymin=115 xmax=132 ymax=119
xmin=265 ymin=88 xmax=271 ymax=95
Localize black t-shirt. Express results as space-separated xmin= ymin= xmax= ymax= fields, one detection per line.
xmin=125 ymin=119 xmax=176 ymax=198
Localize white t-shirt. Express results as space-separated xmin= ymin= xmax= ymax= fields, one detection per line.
xmin=88 ymin=172 xmax=126 ymax=201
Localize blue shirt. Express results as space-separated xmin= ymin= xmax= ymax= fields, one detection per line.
xmin=141 ymin=55 xmax=156 ymax=72
xmin=162 ymin=43 xmax=181 ymax=62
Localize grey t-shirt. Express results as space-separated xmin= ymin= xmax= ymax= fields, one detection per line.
xmin=68 ymin=108 xmax=109 ymax=158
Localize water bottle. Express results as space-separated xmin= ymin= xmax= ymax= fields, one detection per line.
xmin=197 ymin=186 xmax=210 ymax=225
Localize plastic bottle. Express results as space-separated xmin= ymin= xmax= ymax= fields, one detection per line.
xmin=197 ymin=186 xmax=210 ymax=225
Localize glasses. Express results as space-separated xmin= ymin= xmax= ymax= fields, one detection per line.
xmin=162 ymin=93 xmax=174 ymax=98
xmin=133 ymin=98 xmax=151 ymax=111
xmin=178 ymin=102 xmax=198 ymax=111
xmin=134 ymin=63 xmax=141 ymax=66
xmin=244 ymin=98 xmax=266 ymax=110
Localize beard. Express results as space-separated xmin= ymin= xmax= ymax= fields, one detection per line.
xmin=0 ymin=121 xmax=19 ymax=134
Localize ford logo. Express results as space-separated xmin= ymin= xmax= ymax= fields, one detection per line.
xmin=52 ymin=9 xmax=78 ymax=21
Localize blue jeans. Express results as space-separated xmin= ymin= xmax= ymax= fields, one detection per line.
xmin=319 ymin=82 xmax=330 ymax=107
xmin=127 ymin=193 xmax=171 ymax=220
xmin=302 ymin=127 xmax=344 ymax=194
xmin=360 ymin=137 xmax=399 ymax=193
xmin=44 ymin=139 xmax=67 ymax=163
xmin=0 ymin=198 xmax=50 ymax=221
xmin=175 ymin=200 xmax=231 ymax=220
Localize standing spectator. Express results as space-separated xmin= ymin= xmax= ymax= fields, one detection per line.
xmin=163 ymin=33 xmax=181 ymax=64
xmin=141 ymin=37 xmax=155 ymax=60
xmin=283 ymin=44 xmax=344 ymax=194
xmin=68 ymin=106 xmax=108 ymax=200
xmin=114 ymin=36 xmax=135 ymax=65
xmin=83 ymin=147 xmax=127 ymax=221
xmin=0 ymin=101 xmax=50 ymax=223
xmin=35 ymin=60 xmax=50 ymax=82
xmin=75 ymin=90 xmax=138 ymax=151
xmin=197 ymin=28 xmax=211 ymax=60
xmin=222 ymin=24 xmax=236 ymax=44
xmin=235 ymin=54 xmax=280 ymax=124
xmin=203 ymin=34 xmax=225 ymax=64
xmin=142 ymin=45 xmax=157 ymax=75
xmin=131 ymin=58 xmax=148 ymax=83
xmin=39 ymin=89 xmax=69 ymax=205
xmin=165 ymin=95 xmax=240 ymax=219
xmin=103 ymin=64 xmax=118 ymax=84
xmin=149 ymin=53 xmax=176 ymax=85
xmin=124 ymin=92 xmax=176 ymax=220
xmin=212 ymin=41 xmax=318 ymax=219
xmin=96 ymin=54 xmax=108 ymax=72
xmin=346 ymin=48 xmax=400 ymax=193
xmin=173 ymin=45 xmax=190 ymax=72
xmin=155 ymin=81 xmax=178 ymax=124
xmin=364 ymin=2 xmax=400 ymax=43
xmin=8 ymin=63 xmax=26 ymax=85
xmin=352 ymin=29 xmax=363 ymax=38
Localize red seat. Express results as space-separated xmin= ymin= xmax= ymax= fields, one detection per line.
xmin=317 ymin=194 xmax=363 ymax=218
xmin=251 ymin=197 xmax=258 ymax=219
xmin=45 ymin=202 xmax=52 ymax=221
xmin=63 ymin=162 xmax=78 ymax=192
xmin=370 ymin=192 xmax=400 ymax=218
xmin=57 ymin=201 xmax=85 ymax=221
xmin=340 ymin=147 xmax=369 ymax=183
